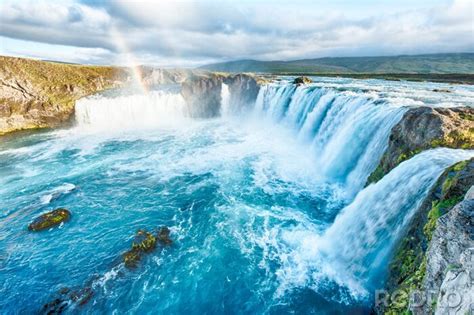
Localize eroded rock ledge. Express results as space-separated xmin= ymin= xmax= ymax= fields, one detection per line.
xmin=0 ymin=56 xmax=129 ymax=135
xmin=367 ymin=106 xmax=474 ymax=185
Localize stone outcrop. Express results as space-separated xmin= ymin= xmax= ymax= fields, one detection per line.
xmin=180 ymin=73 xmax=265 ymax=118
xmin=367 ymin=106 xmax=474 ymax=184
xmin=0 ymin=56 xmax=128 ymax=135
xmin=180 ymin=74 xmax=224 ymax=118
xmin=421 ymin=193 xmax=473 ymax=315
xmin=293 ymin=76 xmax=313 ymax=85
xmin=382 ymin=159 xmax=473 ymax=314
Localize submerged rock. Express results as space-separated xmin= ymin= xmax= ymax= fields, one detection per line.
xmin=123 ymin=227 xmax=172 ymax=269
xmin=28 ymin=208 xmax=71 ymax=231
xmin=41 ymin=286 xmax=93 ymax=314
xmin=157 ymin=226 xmax=173 ymax=245
xmin=123 ymin=229 xmax=157 ymax=268
xmin=432 ymin=88 xmax=451 ymax=93
xmin=293 ymin=76 xmax=313 ymax=85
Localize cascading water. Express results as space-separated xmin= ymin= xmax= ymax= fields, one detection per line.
xmin=1 ymin=77 xmax=473 ymax=314
xmin=253 ymin=84 xmax=407 ymax=192
xmin=220 ymin=83 xmax=231 ymax=116
xmin=317 ymin=148 xmax=473 ymax=295
xmin=75 ymin=89 xmax=189 ymax=130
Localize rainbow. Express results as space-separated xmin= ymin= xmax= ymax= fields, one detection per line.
xmin=110 ymin=26 xmax=149 ymax=93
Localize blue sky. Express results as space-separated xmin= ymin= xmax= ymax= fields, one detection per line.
xmin=0 ymin=0 xmax=472 ymax=67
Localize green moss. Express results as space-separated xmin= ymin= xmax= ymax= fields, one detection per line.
xmin=367 ymin=163 xmax=385 ymax=185
xmin=28 ymin=208 xmax=71 ymax=231
xmin=430 ymin=129 xmax=474 ymax=150
xmin=458 ymin=112 xmax=474 ymax=121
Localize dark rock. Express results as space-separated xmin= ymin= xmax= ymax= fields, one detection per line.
xmin=293 ymin=76 xmax=313 ymax=85
xmin=28 ymin=208 xmax=71 ymax=231
xmin=432 ymin=88 xmax=451 ymax=93
xmin=157 ymin=226 xmax=173 ymax=245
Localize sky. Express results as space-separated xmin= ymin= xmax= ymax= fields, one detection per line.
xmin=0 ymin=0 xmax=473 ymax=67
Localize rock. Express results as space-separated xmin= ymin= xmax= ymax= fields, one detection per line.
xmin=293 ymin=76 xmax=313 ymax=85
xmin=181 ymin=73 xmax=264 ymax=118
xmin=41 ymin=286 xmax=94 ymax=313
xmin=157 ymin=226 xmax=173 ymax=245
xmin=180 ymin=74 xmax=223 ymax=118
xmin=367 ymin=106 xmax=474 ymax=185
xmin=432 ymin=88 xmax=451 ymax=93
xmin=123 ymin=229 xmax=157 ymax=268
xmin=382 ymin=159 xmax=474 ymax=314
xmin=0 ymin=56 xmax=128 ymax=135
xmin=417 ymin=198 xmax=474 ymax=315
xmin=28 ymin=208 xmax=71 ymax=231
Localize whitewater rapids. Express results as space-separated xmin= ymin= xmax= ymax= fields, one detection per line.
xmin=1 ymin=77 xmax=473 ymax=313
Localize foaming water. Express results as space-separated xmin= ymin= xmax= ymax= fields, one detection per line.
xmin=75 ymin=89 xmax=189 ymax=130
xmin=1 ymin=78 xmax=473 ymax=313
xmin=253 ymin=84 xmax=407 ymax=192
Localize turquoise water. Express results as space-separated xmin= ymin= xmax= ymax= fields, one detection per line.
xmin=0 ymin=119 xmax=363 ymax=313
xmin=1 ymin=80 xmax=473 ymax=314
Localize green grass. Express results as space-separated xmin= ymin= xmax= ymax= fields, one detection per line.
xmin=201 ymin=53 xmax=474 ymax=81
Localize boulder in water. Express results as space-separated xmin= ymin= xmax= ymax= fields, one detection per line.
xmin=293 ymin=76 xmax=313 ymax=85
xmin=123 ymin=229 xmax=157 ymax=268
xmin=157 ymin=226 xmax=172 ymax=245
xmin=28 ymin=208 xmax=71 ymax=231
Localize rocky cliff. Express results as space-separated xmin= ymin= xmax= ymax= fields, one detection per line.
xmin=0 ymin=56 xmax=129 ymax=135
xmin=367 ymin=106 xmax=474 ymax=184
xmin=381 ymin=158 xmax=473 ymax=314
xmin=180 ymin=72 xmax=265 ymax=118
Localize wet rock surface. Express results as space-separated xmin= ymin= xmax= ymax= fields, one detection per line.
xmin=28 ymin=208 xmax=71 ymax=231
xmin=382 ymin=159 xmax=474 ymax=314
xmin=367 ymin=106 xmax=474 ymax=185
xmin=41 ymin=226 xmax=173 ymax=313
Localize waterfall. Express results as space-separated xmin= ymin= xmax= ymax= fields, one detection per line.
xmin=75 ymin=90 xmax=188 ymax=130
xmin=220 ymin=83 xmax=231 ymax=116
xmin=316 ymin=148 xmax=474 ymax=292
xmin=253 ymin=84 xmax=407 ymax=192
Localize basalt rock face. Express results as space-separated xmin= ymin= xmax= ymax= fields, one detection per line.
xmin=0 ymin=56 xmax=128 ymax=135
xmin=367 ymin=106 xmax=474 ymax=185
xmin=382 ymin=159 xmax=474 ymax=314
xmin=180 ymin=73 xmax=265 ymax=118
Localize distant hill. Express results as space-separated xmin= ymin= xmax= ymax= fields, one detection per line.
xmin=200 ymin=53 xmax=474 ymax=74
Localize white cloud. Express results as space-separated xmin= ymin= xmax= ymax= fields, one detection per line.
xmin=0 ymin=0 xmax=472 ymax=66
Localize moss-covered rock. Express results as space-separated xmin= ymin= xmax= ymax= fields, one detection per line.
xmin=366 ymin=106 xmax=474 ymax=185
xmin=28 ymin=208 xmax=71 ymax=231
xmin=0 ymin=56 xmax=129 ymax=135
xmin=123 ymin=227 xmax=172 ymax=269
xmin=382 ymin=158 xmax=473 ymax=314
xmin=123 ymin=229 xmax=157 ymax=268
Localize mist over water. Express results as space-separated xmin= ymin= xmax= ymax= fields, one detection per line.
xmin=1 ymin=78 xmax=473 ymax=313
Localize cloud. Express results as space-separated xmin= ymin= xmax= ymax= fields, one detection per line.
xmin=0 ymin=0 xmax=472 ymax=66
